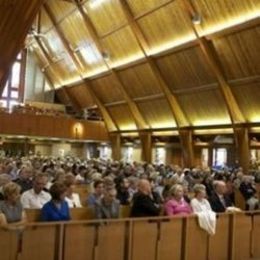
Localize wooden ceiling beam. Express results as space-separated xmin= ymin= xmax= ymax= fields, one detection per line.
xmin=183 ymin=0 xmax=245 ymax=125
xmin=75 ymin=0 xmax=149 ymax=130
xmin=43 ymin=3 xmax=84 ymax=75
xmin=44 ymin=2 xmax=117 ymax=132
xmin=84 ymin=80 xmax=119 ymax=132
xmin=118 ymin=0 xmax=189 ymax=128
xmin=0 ymin=0 xmax=45 ymax=95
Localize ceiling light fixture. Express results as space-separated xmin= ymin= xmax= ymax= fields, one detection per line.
xmin=192 ymin=14 xmax=202 ymax=25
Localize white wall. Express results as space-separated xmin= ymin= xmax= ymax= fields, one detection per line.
xmin=35 ymin=144 xmax=52 ymax=156
xmin=51 ymin=143 xmax=71 ymax=157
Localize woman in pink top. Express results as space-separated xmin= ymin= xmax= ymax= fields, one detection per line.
xmin=164 ymin=184 xmax=193 ymax=216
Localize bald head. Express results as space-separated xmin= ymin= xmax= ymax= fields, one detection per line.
xmin=214 ymin=181 xmax=227 ymax=195
xmin=138 ymin=179 xmax=151 ymax=195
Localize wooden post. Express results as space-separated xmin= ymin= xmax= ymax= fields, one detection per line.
xmin=139 ymin=131 xmax=152 ymax=163
xmin=110 ymin=133 xmax=121 ymax=161
xmin=179 ymin=129 xmax=194 ymax=168
xmin=234 ymin=126 xmax=250 ymax=174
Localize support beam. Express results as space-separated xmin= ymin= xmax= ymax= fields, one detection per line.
xmin=139 ymin=131 xmax=152 ymax=163
xmin=43 ymin=3 xmax=84 ymax=75
xmin=118 ymin=0 xmax=189 ymax=128
xmin=44 ymin=2 xmax=117 ymax=132
xmin=109 ymin=132 xmax=121 ymax=161
xmin=75 ymin=0 xmax=149 ymax=130
xmin=234 ymin=126 xmax=250 ymax=174
xmin=183 ymin=0 xmax=245 ymax=125
xmin=85 ymin=80 xmax=118 ymax=132
xmin=0 ymin=0 xmax=45 ymax=95
xmin=179 ymin=129 xmax=194 ymax=167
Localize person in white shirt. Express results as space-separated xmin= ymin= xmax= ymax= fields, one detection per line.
xmin=191 ymin=184 xmax=216 ymax=235
xmin=64 ymin=178 xmax=82 ymax=208
xmin=21 ymin=172 xmax=51 ymax=209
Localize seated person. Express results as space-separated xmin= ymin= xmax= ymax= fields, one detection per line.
xmin=41 ymin=182 xmax=70 ymax=221
xmin=191 ymin=184 xmax=213 ymax=213
xmin=95 ymin=188 xmax=120 ymax=219
xmin=0 ymin=174 xmax=12 ymax=200
xmin=14 ymin=166 xmax=33 ymax=193
xmin=0 ymin=182 xmax=27 ymax=226
xmin=191 ymin=184 xmax=216 ymax=235
xmin=131 ymin=179 xmax=160 ymax=217
xmin=21 ymin=172 xmax=51 ymax=209
xmin=208 ymin=181 xmax=233 ymax=213
xmin=164 ymin=184 xmax=193 ymax=216
xmin=239 ymin=176 xmax=259 ymax=211
xmin=116 ymin=177 xmax=130 ymax=205
xmin=64 ymin=178 xmax=82 ymax=208
xmin=87 ymin=180 xmax=104 ymax=207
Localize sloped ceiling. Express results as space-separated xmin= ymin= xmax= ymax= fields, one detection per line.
xmin=27 ymin=0 xmax=260 ymax=132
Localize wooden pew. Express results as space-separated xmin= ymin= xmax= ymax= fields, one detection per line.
xmin=234 ymin=189 xmax=246 ymax=210
xmin=0 ymin=228 xmax=18 ymax=260
xmin=19 ymin=224 xmax=59 ymax=260
xmin=130 ymin=219 xmax=158 ymax=260
xmin=157 ymin=217 xmax=184 ymax=260
xmin=208 ymin=213 xmax=231 ymax=260
xmin=184 ymin=215 xmax=208 ymax=260
xmin=73 ymin=185 xmax=91 ymax=206
xmin=70 ymin=207 xmax=95 ymax=220
xmin=251 ymin=212 xmax=260 ymax=259
xmin=232 ymin=212 xmax=252 ymax=260
xmin=64 ymin=223 xmax=96 ymax=260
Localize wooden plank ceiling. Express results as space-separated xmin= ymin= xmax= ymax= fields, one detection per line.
xmin=26 ymin=0 xmax=259 ymax=132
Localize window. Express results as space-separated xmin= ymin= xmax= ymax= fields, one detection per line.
xmin=213 ymin=148 xmax=227 ymax=167
xmin=0 ymin=51 xmax=25 ymax=111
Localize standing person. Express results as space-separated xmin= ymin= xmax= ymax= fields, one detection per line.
xmin=41 ymin=182 xmax=70 ymax=221
xmin=131 ymin=179 xmax=161 ymax=217
xmin=21 ymin=172 xmax=51 ymax=209
xmin=0 ymin=182 xmax=27 ymax=226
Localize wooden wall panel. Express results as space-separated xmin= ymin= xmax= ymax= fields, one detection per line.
xmin=91 ymin=75 xmax=125 ymax=103
xmin=66 ymin=84 xmax=95 ymax=108
xmin=118 ymin=62 xmax=162 ymax=98
xmin=83 ymin=0 xmax=127 ymax=37
xmin=137 ymin=0 xmax=196 ymax=53
xmin=177 ymin=89 xmax=231 ymax=126
xmin=108 ymin=105 xmax=137 ymax=130
xmin=213 ymin=27 xmax=260 ymax=80
xmin=156 ymin=46 xmax=217 ymax=90
xmin=191 ymin=0 xmax=259 ymax=36
xmin=231 ymin=82 xmax=260 ymax=123
xmin=0 ymin=0 xmax=45 ymax=93
xmin=137 ymin=98 xmax=176 ymax=128
xmin=46 ymin=0 xmax=76 ymax=23
xmin=127 ymin=0 xmax=171 ymax=17
xmin=0 ymin=113 xmax=108 ymax=141
xmin=100 ymin=26 xmax=144 ymax=67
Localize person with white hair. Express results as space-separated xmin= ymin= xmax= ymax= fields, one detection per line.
xmin=208 ymin=181 xmax=233 ymax=213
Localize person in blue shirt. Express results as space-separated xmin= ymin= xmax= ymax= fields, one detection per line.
xmin=41 ymin=182 xmax=70 ymax=221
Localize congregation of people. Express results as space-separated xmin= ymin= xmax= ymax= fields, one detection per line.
xmin=0 ymin=155 xmax=260 ymax=234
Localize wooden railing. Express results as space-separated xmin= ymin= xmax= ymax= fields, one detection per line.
xmin=1 ymin=211 xmax=259 ymax=260
xmin=0 ymin=113 xmax=108 ymax=141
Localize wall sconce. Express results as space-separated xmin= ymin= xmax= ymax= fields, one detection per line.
xmin=73 ymin=123 xmax=84 ymax=139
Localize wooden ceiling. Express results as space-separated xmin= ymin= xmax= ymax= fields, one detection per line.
xmin=24 ymin=0 xmax=260 ymax=132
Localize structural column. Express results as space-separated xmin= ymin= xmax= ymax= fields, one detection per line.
xmin=139 ymin=131 xmax=152 ymax=163
xmin=234 ymin=126 xmax=250 ymax=174
xmin=179 ymin=129 xmax=194 ymax=168
xmin=109 ymin=133 xmax=121 ymax=161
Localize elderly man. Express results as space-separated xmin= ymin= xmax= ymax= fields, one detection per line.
xmin=131 ymin=179 xmax=161 ymax=217
xmin=208 ymin=181 xmax=233 ymax=213
xmin=21 ymin=172 xmax=51 ymax=209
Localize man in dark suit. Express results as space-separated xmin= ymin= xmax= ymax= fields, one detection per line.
xmin=209 ymin=181 xmax=233 ymax=213
xmin=131 ymin=179 xmax=161 ymax=217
